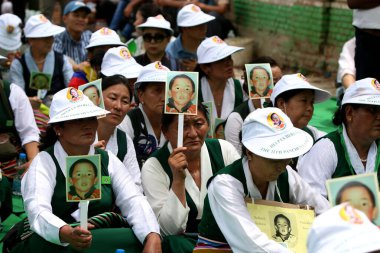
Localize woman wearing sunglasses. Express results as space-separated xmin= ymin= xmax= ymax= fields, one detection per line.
xmin=135 ymin=15 xmax=175 ymax=70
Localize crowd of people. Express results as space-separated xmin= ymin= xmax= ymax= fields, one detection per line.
xmin=1 ymin=1 xmax=380 ymax=253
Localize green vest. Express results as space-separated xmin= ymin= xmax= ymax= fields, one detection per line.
xmin=150 ymin=139 xmax=225 ymax=233
xmin=198 ymin=78 xmax=244 ymax=109
xmin=45 ymin=146 xmax=115 ymax=223
xmin=325 ymin=130 xmax=380 ymax=181
xmin=116 ymin=128 xmax=127 ymax=162
xmin=0 ymin=80 xmax=17 ymax=136
xmin=288 ymin=126 xmax=316 ymax=171
xmin=198 ymin=158 xmax=290 ymax=242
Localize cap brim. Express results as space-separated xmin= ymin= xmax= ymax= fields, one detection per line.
xmin=86 ymin=41 xmax=125 ymax=49
xmin=137 ymin=24 xmax=173 ymax=34
xmin=271 ymin=84 xmax=331 ymax=104
xmin=242 ymin=128 xmax=313 ymax=159
xmin=48 ymin=103 xmax=109 ymax=123
xmin=179 ymin=15 xmax=215 ymax=27
xmin=26 ymin=25 xmax=65 ymax=38
xmin=198 ymin=46 xmax=244 ymax=64
xmin=342 ymin=95 xmax=380 ymax=106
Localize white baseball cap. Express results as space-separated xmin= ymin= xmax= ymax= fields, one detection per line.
xmin=177 ymin=4 xmax=215 ymax=27
xmin=342 ymin=78 xmax=380 ymax=106
xmin=135 ymin=61 xmax=169 ymax=89
xmin=86 ymin=27 xmax=125 ymax=49
xmin=270 ymin=73 xmax=331 ymax=105
xmin=242 ymin=107 xmax=313 ymax=159
xmin=49 ymin=87 xmax=109 ymax=124
xmin=308 ymin=203 xmax=380 ymax=253
xmin=0 ymin=14 xmax=22 ymax=51
xmin=24 ymin=14 xmax=65 ymax=38
xmin=100 ymin=46 xmax=143 ymax=79
xmin=197 ymin=36 xmax=244 ymax=64
xmin=137 ymin=15 xmax=173 ymax=34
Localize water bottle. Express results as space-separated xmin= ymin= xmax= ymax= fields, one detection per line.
xmin=12 ymin=152 xmax=26 ymax=196
xmin=115 ymin=249 xmax=125 ymax=253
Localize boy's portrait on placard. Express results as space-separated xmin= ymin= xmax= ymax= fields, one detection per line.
xmin=79 ymin=79 xmax=104 ymax=109
xmin=66 ymin=155 xmax=101 ymax=202
xmin=165 ymin=71 xmax=198 ymax=115
xmin=29 ymin=72 xmax=52 ymax=91
xmin=245 ymin=63 xmax=274 ymax=99
xmin=326 ymin=173 xmax=380 ymax=225
xmin=214 ymin=118 xmax=225 ymax=140
xmin=271 ymin=213 xmax=297 ymax=247
xmin=202 ymin=101 xmax=214 ymax=138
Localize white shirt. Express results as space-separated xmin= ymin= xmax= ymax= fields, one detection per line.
xmin=105 ymin=128 xmax=143 ymax=193
xmin=200 ymin=77 xmax=247 ymax=120
xmin=337 ymin=37 xmax=356 ymax=84
xmin=224 ymin=99 xmax=255 ymax=154
xmin=21 ymin=142 xmax=160 ymax=246
xmin=9 ymin=83 xmax=40 ymax=146
xmin=118 ymin=104 xmax=166 ymax=148
xmin=208 ymin=158 xmax=329 ymax=253
xmin=353 ymin=6 xmax=380 ymax=30
xmin=298 ymin=125 xmax=377 ymax=198
xmin=141 ymin=139 xmax=240 ymax=236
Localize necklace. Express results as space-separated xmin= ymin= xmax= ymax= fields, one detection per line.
xmin=360 ymin=158 xmax=367 ymax=163
xmin=33 ymin=57 xmax=46 ymax=64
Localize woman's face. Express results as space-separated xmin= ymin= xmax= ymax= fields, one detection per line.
xmin=277 ymin=90 xmax=315 ymax=129
xmin=202 ymin=56 xmax=234 ymax=81
xmin=102 ymin=83 xmax=131 ymax=126
xmin=55 ymin=117 xmax=98 ymax=148
xmin=29 ymin=36 xmax=54 ymax=54
xmin=248 ymin=153 xmax=291 ymax=183
xmin=138 ymin=82 xmax=165 ymax=116
xmin=346 ymin=104 xmax=380 ymax=142
xmin=164 ymin=110 xmax=209 ymax=153
xmin=142 ymin=28 xmax=170 ymax=56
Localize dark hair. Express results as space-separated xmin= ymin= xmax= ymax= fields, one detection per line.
xmin=83 ymin=84 xmax=100 ymax=96
xmin=273 ymin=89 xmax=309 ymax=107
xmin=89 ymin=47 xmax=107 ymax=70
xmin=274 ymin=214 xmax=291 ymax=227
xmin=251 ymin=56 xmax=280 ymax=68
xmin=161 ymin=103 xmax=209 ymax=133
xmin=39 ymin=123 xmax=63 ymax=150
xmin=169 ymin=74 xmax=195 ymax=93
xmin=101 ymin=74 xmax=132 ymax=99
xmin=138 ymin=3 xmax=162 ymax=21
xmin=69 ymin=158 xmax=98 ymax=178
xmin=332 ymin=104 xmax=360 ymax=126
xmin=335 ymin=181 xmax=376 ymax=206
xmin=249 ymin=66 xmax=270 ymax=80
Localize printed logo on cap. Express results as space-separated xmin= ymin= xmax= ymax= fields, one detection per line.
xmin=119 ymin=48 xmax=131 ymax=60
xmin=155 ymin=61 xmax=165 ymax=70
xmin=66 ymin=88 xmax=83 ymax=102
xmin=371 ymin=79 xmax=380 ymax=90
xmin=6 ymin=25 xmax=14 ymax=33
xmin=267 ymin=112 xmax=285 ymax=129
xmin=211 ymin=36 xmax=224 ymax=44
xmin=297 ymin=73 xmax=307 ymax=81
xmin=99 ymin=27 xmax=112 ymax=35
xmin=154 ymin=15 xmax=164 ymax=20
xmin=39 ymin=14 xmax=48 ymax=23
xmin=191 ymin=5 xmax=201 ymax=12
xmin=339 ymin=204 xmax=363 ymax=224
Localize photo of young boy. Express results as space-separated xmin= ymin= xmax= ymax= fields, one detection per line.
xmin=271 ymin=214 xmax=297 ymax=246
xmin=326 ymin=173 xmax=380 ymax=225
xmin=202 ymin=101 xmax=214 ymax=138
xmin=245 ymin=63 xmax=274 ymax=99
xmin=66 ymin=155 xmax=101 ymax=202
xmin=165 ymin=72 xmax=198 ymax=115
xmin=79 ymin=79 xmax=105 ymax=109
xmin=29 ymin=72 xmax=52 ymax=90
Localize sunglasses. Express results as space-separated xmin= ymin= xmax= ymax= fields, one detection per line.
xmin=142 ymin=33 xmax=166 ymax=43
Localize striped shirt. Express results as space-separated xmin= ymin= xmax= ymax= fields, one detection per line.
xmin=53 ymin=30 xmax=92 ymax=63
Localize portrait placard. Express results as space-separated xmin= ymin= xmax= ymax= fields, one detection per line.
xmin=214 ymin=118 xmax=225 ymax=139
xmin=202 ymin=101 xmax=214 ymax=138
xmin=78 ymin=79 xmax=105 ymax=109
xmin=245 ymin=63 xmax=274 ymax=99
xmin=29 ymin=71 xmax=52 ymax=91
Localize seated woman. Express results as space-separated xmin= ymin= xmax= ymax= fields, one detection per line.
xmin=194 ymin=108 xmax=329 ymax=252
xmin=197 ymin=36 xmax=247 ymax=121
xmin=14 ymin=87 xmax=161 ymax=253
xmin=96 ymin=74 xmax=142 ymax=192
xmin=141 ymin=104 xmax=240 ymax=252
xmin=298 ymin=78 xmax=380 ymax=198
xmin=119 ymin=61 xmax=169 ymax=168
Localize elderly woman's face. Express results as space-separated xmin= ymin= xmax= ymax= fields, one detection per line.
xmin=164 ymin=110 xmax=209 ymax=153
xmin=248 ymin=153 xmax=291 ymax=182
xmin=346 ymin=104 xmax=380 ymax=142
xmin=28 ymin=36 xmax=54 ymax=54
xmin=55 ymin=117 xmax=98 ymax=147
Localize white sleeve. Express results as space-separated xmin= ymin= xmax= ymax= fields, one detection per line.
xmin=224 ymin=113 xmax=244 ymax=155
xmin=9 ymin=84 xmax=40 ymax=145
xmin=337 ymin=37 xmax=356 ymax=83
xmin=141 ymin=157 xmax=190 ymax=236
xmin=287 ymin=168 xmax=330 ymax=215
xmin=123 ymin=134 xmax=143 ymax=193
xmin=109 ymin=152 xmax=160 ymax=243
xmin=208 ymin=175 xmax=292 ymax=253
xmin=118 ymin=115 xmax=134 ymax=139
xmin=21 ymin=152 xmax=68 ymax=246
xmin=62 ymin=55 xmax=74 ymax=86
xmin=9 ymin=59 xmax=25 ymax=90
xmin=297 ymin=138 xmax=337 ymax=198
xmin=218 ymin=139 xmax=241 ymax=165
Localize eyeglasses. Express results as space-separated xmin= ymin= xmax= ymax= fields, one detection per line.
xmin=142 ymin=33 xmax=166 ymax=43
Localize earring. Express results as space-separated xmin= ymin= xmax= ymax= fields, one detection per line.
xmin=347 ymin=117 xmax=352 ymax=122
xmin=57 ymin=132 xmax=61 ymax=136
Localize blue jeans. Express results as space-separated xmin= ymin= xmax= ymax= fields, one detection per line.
xmin=109 ymin=0 xmax=129 ymax=30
